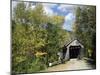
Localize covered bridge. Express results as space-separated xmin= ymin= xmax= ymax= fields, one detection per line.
xmin=63 ymin=39 xmax=84 ymax=60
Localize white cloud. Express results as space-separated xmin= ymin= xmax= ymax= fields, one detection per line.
xmin=57 ymin=4 xmax=75 ymax=13
xmin=57 ymin=5 xmax=67 ymax=12
xmin=42 ymin=3 xmax=57 ymax=16
xmin=42 ymin=3 xmax=57 ymax=8
xmin=43 ymin=6 xmax=54 ymax=16
xmin=65 ymin=13 xmax=74 ymax=21
xmin=62 ymin=13 xmax=75 ymax=31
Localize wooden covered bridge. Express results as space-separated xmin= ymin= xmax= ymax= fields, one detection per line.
xmin=49 ymin=39 xmax=85 ymax=66
xmin=62 ymin=39 xmax=84 ymax=61
xmin=42 ymin=39 xmax=95 ymax=72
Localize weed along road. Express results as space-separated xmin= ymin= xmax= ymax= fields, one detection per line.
xmin=43 ymin=59 xmax=95 ymax=72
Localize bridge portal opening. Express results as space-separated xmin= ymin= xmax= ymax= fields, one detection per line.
xmin=69 ymin=45 xmax=81 ymax=59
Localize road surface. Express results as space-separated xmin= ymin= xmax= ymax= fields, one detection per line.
xmin=43 ymin=59 xmax=95 ymax=72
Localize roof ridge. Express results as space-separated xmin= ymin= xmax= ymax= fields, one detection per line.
xmin=65 ymin=39 xmax=83 ymax=47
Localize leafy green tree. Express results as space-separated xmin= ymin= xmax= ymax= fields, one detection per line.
xmin=12 ymin=2 xmax=71 ymax=73
xmin=73 ymin=6 xmax=96 ymax=61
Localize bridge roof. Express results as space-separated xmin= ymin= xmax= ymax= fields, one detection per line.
xmin=65 ymin=39 xmax=84 ymax=48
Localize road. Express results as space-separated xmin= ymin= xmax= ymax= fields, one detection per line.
xmin=43 ymin=59 xmax=95 ymax=72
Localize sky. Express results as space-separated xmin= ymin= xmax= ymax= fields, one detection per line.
xmin=42 ymin=3 xmax=76 ymax=31
xmin=12 ymin=1 xmax=76 ymax=31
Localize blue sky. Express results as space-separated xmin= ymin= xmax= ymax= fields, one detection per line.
xmin=41 ymin=3 xmax=76 ymax=31
xmin=12 ymin=1 xmax=76 ymax=31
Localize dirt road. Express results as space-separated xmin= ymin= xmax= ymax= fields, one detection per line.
xmin=43 ymin=59 xmax=95 ymax=72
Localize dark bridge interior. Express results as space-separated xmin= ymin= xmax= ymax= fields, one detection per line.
xmin=69 ymin=45 xmax=81 ymax=59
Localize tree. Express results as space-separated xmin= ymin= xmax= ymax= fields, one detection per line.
xmin=12 ymin=2 xmax=71 ymax=73
xmin=73 ymin=6 xmax=96 ymax=61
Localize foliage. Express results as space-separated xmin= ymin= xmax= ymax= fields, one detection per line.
xmin=12 ymin=2 xmax=96 ymax=73
xmin=12 ymin=2 xmax=70 ymax=73
xmin=73 ymin=6 xmax=96 ymax=60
